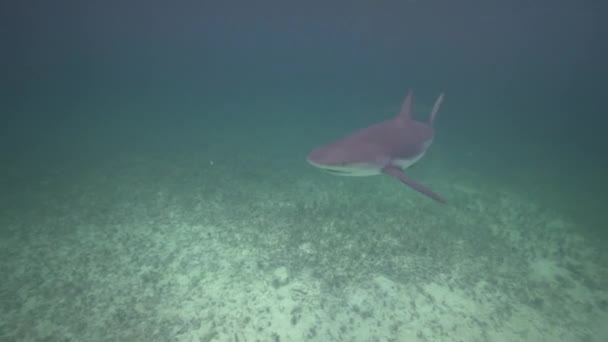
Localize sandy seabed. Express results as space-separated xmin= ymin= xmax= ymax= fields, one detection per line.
xmin=1 ymin=153 xmax=606 ymax=342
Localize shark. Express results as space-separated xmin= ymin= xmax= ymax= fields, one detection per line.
xmin=307 ymin=91 xmax=446 ymax=203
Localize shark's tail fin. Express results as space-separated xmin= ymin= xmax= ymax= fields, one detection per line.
xmin=429 ymin=93 xmax=444 ymax=126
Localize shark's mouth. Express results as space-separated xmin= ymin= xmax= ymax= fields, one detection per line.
xmin=325 ymin=169 xmax=352 ymax=175
xmin=307 ymin=159 xmax=382 ymax=177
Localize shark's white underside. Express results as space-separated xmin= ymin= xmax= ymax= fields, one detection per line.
xmin=307 ymin=151 xmax=426 ymax=176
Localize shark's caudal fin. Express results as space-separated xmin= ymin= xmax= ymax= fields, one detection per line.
xmin=429 ymin=93 xmax=444 ymax=126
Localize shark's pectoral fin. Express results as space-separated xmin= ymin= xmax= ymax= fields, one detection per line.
xmin=382 ymin=165 xmax=446 ymax=204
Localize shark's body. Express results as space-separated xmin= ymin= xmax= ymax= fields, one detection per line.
xmin=307 ymin=91 xmax=446 ymax=203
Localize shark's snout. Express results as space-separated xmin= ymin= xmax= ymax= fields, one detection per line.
xmin=306 ymin=147 xmax=323 ymax=164
xmin=307 ymin=146 xmax=335 ymax=166
xmin=307 ymin=145 xmax=354 ymax=168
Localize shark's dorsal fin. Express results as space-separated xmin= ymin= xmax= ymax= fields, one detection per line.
xmin=397 ymin=91 xmax=414 ymax=122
